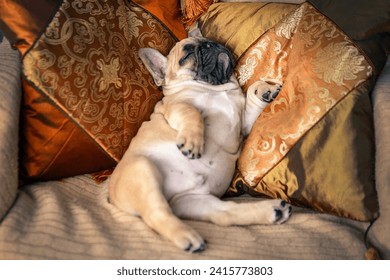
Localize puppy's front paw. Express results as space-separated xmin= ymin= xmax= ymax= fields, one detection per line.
xmin=176 ymin=128 xmax=204 ymax=159
xmin=250 ymin=79 xmax=282 ymax=103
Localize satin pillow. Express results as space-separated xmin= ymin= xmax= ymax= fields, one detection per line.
xmin=198 ymin=2 xmax=298 ymax=58
xmin=200 ymin=2 xmax=381 ymax=221
xmin=0 ymin=0 xmax=185 ymax=182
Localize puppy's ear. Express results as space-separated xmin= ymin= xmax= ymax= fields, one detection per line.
xmin=188 ymin=27 xmax=203 ymax=38
xmin=138 ymin=48 xmax=168 ymax=87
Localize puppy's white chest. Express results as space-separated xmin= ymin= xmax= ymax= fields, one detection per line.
xmin=126 ymin=84 xmax=245 ymax=199
xmin=200 ymin=91 xmax=243 ymax=152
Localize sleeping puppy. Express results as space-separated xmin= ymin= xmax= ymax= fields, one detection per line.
xmin=109 ymin=31 xmax=291 ymax=252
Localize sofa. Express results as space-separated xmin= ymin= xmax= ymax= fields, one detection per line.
xmin=0 ymin=0 xmax=389 ymax=260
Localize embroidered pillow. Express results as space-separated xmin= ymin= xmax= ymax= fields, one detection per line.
xmin=0 ymin=0 xmax=185 ymax=182
xmin=200 ymin=2 xmax=381 ymax=221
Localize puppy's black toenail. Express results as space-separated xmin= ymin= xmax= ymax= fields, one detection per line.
xmin=193 ymin=244 xmax=206 ymax=253
xmin=197 ymin=154 xmax=201 ymax=159
xmin=288 ymin=206 xmax=292 ymax=213
xmin=275 ymin=209 xmax=282 ymax=220
xmin=184 ymin=244 xmax=192 ymax=252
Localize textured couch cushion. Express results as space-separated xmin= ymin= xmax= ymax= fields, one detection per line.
xmin=369 ymin=58 xmax=390 ymax=259
xmin=0 ymin=0 xmax=186 ymax=182
xmin=200 ymin=2 xmax=381 ymax=222
xmin=0 ymin=34 xmax=21 ymax=220
xmin=0 ymin=175 xmax=370 ymax=259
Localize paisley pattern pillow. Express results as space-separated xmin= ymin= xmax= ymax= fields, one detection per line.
xmin=233 ymin=3 xmax=379 ymax=221
xmin=15 ymin=0 xmax=182 ymax=181
xmin=200 ymin=2 xmax=380 ymax=221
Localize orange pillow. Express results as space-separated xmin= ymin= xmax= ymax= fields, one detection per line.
xmin=200 ymin=2 xmax=382 ymax=222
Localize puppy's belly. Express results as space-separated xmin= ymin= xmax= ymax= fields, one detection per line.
xmin=127 ymin=113 xmax=240 ymax=200
xmin=161 ymin=142 xmax=239 ymax=200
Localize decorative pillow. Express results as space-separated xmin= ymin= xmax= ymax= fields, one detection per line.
xmin=198 ymin=2 xmax=299 ymax=58
xmin=200 ymin=2 xmax=382 ymax=221
xmin=0 ymin=0 xmax=186 ymax=182
xmin=182 ymin=0 xmax=306 ymax=28
xmin=308 ymin=0 xmax=390 ymax=78
xmin=308 ymin=0 xmax=390 ymax=41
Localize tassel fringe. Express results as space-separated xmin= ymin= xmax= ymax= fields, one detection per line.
xmin=181 ymin=0 xmax=216 ymax=28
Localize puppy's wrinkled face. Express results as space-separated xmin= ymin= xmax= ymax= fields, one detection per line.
xmin=166 ymin=37 xmax=236 ymax=85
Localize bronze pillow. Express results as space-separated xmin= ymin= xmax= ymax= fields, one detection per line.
xmin=0 ymin=0 xmax=185 ymax=182
xmin=200 ymin=2 xmax=381 ymax=221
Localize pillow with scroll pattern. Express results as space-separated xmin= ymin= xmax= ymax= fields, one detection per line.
xmin=228 ymin=3 xmax=379 ymax=221
xmin=16 ymin=0 xmax=184 ymax=181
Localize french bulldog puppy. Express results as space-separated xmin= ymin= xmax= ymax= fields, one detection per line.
xmin=109 ymin=31 xmax=291 ymax=252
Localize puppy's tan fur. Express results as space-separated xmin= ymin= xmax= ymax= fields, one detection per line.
xmin=109 ymin=34 xmax=291 ymax=252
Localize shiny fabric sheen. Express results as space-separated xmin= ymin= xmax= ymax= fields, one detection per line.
xmin=199 ymin=3 xmax=298 ymax=59
xmin=0 ymin=0 xmax=62 ymax=55
xmin=255 ymin=83 xmax=378 ymax=221
xmin=133 ymin=0 xmax=186 ymax=40
xmin=20 ymin=81 xmax=115 ymax=181
xmin=199 ymin=2 xmax=379 ymax=222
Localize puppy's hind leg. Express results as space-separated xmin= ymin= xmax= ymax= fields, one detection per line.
xmin=170 ymin=194 xmax=292 ymax=227
xmin=109 ymin=156 xmax=206 ymax=252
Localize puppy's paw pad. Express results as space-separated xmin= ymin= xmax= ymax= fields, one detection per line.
xmin=250 ymin=79 xmax=283 ymax=103
xmin=261 ymin=87 xmax=280 ymax=103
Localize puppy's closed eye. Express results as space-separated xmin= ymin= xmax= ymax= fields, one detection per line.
xmin=179 ymin=52 xmax=195 ymax=66
xmin=179 ymin=44 xmax=196 ymax=66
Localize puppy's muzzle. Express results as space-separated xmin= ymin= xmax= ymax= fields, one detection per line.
xmin=194 ymin=40 xmax=235 ymax=85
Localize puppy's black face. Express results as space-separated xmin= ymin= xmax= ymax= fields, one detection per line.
xmin=175 ymin=38 xmax=236 ymax=85
xmin=196 ymin=40 xmax=236 ymax=85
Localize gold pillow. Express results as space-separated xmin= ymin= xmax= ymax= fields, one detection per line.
xmin=200 ymin=2 xmax=381 ymax=221
xmin=198 ymin=2 xmax=299 ymax=58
